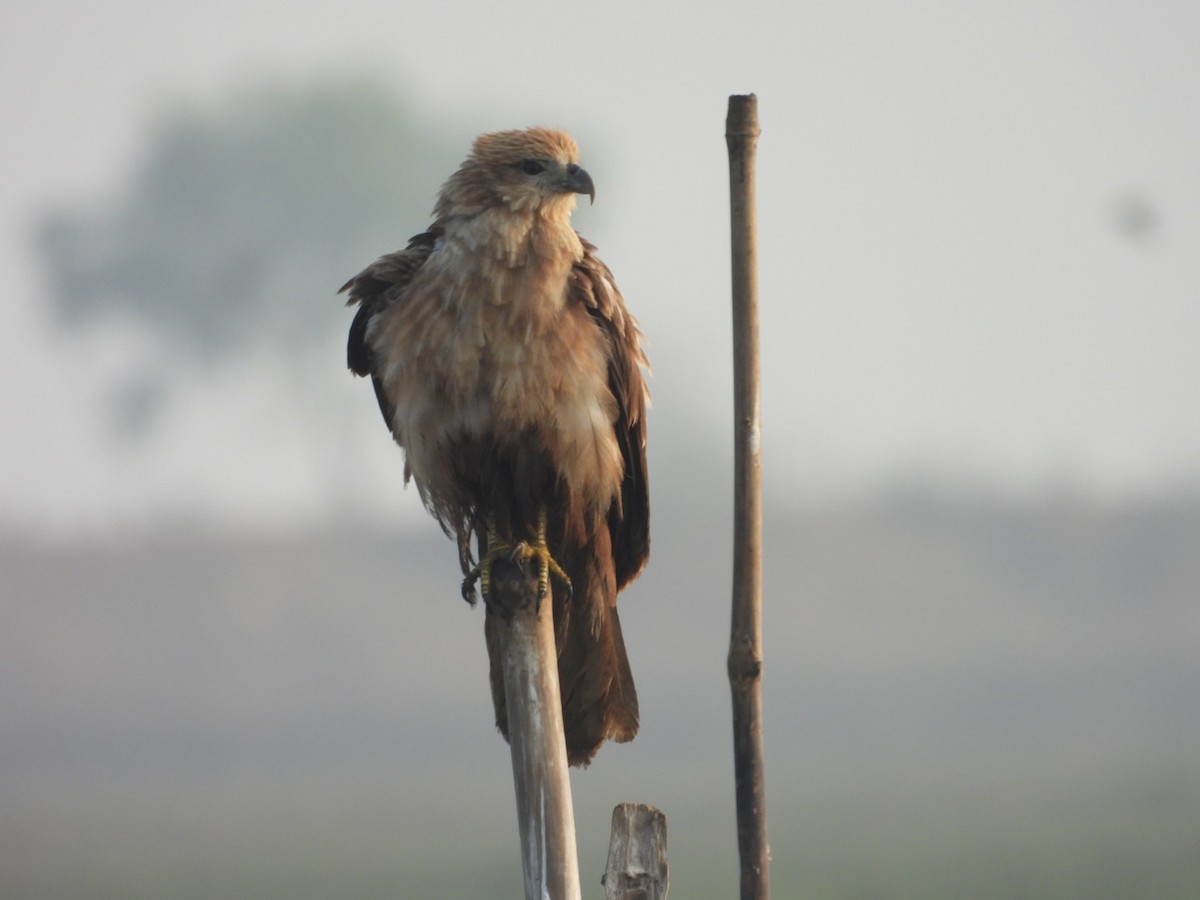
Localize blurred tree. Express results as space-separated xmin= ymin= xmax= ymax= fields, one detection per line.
xmin=38 ymin=77 xmax=456 ymax=356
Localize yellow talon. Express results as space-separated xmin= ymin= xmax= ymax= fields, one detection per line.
xmin=512 ymin=510 xmax=572 ymax=601
xmin=462 ymin=515 xmax=506 ymax=605
xmin=534 ymin=508 xmax=573 ymax=601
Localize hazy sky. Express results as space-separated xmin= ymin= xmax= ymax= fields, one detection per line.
xmin=3 ymin=0 xmax=1199 ymax=532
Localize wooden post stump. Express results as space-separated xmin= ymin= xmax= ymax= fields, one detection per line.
xmin=603 ymin=803 xmax=668 ymax=899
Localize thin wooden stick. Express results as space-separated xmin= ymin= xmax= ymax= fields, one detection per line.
xmin=491 ymin=558 xmax=582 ymax=900
xmin=726 ymin=93 xmax=771 ymax=900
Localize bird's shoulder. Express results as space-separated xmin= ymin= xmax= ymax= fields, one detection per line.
xmin=340 ymin=228 xmax=441 ymax=308
xmin=341 ymin=228 xmax=441 ymax=377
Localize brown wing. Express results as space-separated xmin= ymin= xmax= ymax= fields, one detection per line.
xmin=569 ymin=237 xmax=650 ymax=589
xmin=339 ymin=229 xmax=440 ymax=426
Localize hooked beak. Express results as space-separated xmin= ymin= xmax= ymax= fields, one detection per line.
xmin=563 ymin=164 xmax=595 ymax=205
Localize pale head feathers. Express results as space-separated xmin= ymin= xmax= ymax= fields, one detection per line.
xmin=434 ymin=127 xmax=594 ymax=220
xmin=473 ymin=127 xmax=580 ymax=168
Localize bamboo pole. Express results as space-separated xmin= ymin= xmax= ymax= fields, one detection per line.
xmin=491 ymin=558 xmax=582 ymax=900
xmin=725 ymin=93 xmax=771 ymax=900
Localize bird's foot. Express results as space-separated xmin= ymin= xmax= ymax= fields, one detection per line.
xmin=460 ymin=510 xmax=572 ymax=607
xmin=461 ymin=536 xmax=515 ymax=606
xmin=509 ymin=534 xmax=573 ymax=604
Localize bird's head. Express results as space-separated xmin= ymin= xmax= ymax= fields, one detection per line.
xmin=435 ymin=127 xmax=595 ymax=219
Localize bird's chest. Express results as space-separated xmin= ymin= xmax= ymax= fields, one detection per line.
xmin=377 ymin=265 xmax=611 ymax=450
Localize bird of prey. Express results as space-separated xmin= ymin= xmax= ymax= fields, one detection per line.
xmin=341 ymin=127 xmax=649 ymax=766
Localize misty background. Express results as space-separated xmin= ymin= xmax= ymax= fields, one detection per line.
xmin=3 ymin=1 xmax=1198 ymax=897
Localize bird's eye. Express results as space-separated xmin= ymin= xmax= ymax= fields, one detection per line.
xmin=520 ymin=159 xmax=546 ymax=176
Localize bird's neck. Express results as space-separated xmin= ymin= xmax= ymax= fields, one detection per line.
xmin=443 ymin=205 xmax=583 ymax=272
xmin=426 ymin=207 xmax=583 ymax=327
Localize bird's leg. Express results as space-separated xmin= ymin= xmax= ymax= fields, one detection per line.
xmin=510 ymin=507 xmax=573 ymax=603
xmin=461 ymin=514 xmax=511 ymax=605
